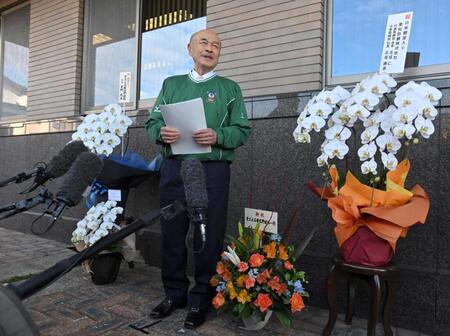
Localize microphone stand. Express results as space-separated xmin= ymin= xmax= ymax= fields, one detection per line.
xmin=0 ymin=189 xmax=54 ymax=220
xmin=6 ymin=200 xmax=185 ymax=300
xmin=0 ymin=165 xmax=46 ymax=188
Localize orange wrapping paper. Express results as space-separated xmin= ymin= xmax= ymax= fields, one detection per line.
xmin=315 ymin=160 xmax=430 ymax=251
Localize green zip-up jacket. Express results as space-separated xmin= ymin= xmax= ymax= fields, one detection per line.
xmin=145 ymin=73 xmax=251 ymax=162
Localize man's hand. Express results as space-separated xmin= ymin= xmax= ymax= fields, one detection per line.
xmin=193 ymin=128 xmax=217 ymax=145
xmin=160 ymin=126 xmax=180 ymax=144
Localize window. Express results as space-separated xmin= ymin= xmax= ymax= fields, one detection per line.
xmin=83 ymin=0 xmax=137 ymax=110
xmin=328 ymin=0 xmax=450 ymax=84
xmin=140 ymin=1 xmax=206 ymax=100
xmin=82 ymin=0 xmax=206 ymax=112
xmin=0 ymin=4 xmax=30 ymax=120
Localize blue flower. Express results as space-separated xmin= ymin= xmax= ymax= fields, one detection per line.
xmin=270 ymin=234 xmax=282 ymax=242
xmin=248 ymin=268 xmax=259 ymax=277
xmin=285 ymin=290 xmax=292 ymax=298
xmin=216 ymin=281 xmax=226 ymax=292
xmin=294 ymin=280 xmax=304 ymax=293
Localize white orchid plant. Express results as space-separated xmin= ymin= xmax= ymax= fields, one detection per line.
xmin=71 ymin=200 xmax=123 ymax=249
xmin=293 ymin=72 xmax=441 ymax=186
xmin=71 ymin=103 xmax=133 ymax=156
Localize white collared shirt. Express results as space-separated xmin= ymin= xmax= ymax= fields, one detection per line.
xmin=189 ymin=69 xmax=216 ymax=82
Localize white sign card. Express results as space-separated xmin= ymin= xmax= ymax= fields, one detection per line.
xmin=119 ymin=72 xmax=131 ymax=103
xmin=379 ymin=11 xmax=413 ymax=74
xmin=108 ymin=189 xmax=122 ymax=202
xmin=244 ymin=208 xmax=278 ymax=234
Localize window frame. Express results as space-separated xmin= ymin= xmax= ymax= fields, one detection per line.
xmin=325 ymin=0 xmax=450 ymax=87
xmin=81 ymin=0 xmax=141 ymax=114
xmin=0 ymin=1 xmax=30 ymax=123
xmin=81 ymin=0 xmax=206 ymax=115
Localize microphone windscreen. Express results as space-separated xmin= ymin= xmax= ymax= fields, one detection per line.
xmin=46 ymin=141 xmax=88 ymax=178
xmin=180 ymin=160 xmax=208 ymax=208
xmin=56 ymin=152 xmax=103 ymax=206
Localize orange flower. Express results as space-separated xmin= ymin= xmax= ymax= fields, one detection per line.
xmin=290 ymin=293 xmax=305 ymax=313
xmin=284 ymin=261 xmax=294 ymax=270
xmin=276 ymin=283 xmax=287 ymax=296
xmin=238 ymin=261 xmax=249 ymax=272
xmin=212 ymin=293 xmax=225 ymax=309
xmin=210 ymin=276 xmax=219 ymax=287
xmin=236 ymin=275 xmax=247 ymax=287
xmin=278 ymin=244 xmax=289 ymax=260
xmin=245 ymin=276 xmax=256 ymax=289
xmin=256 ymin=268 xmax=271 ymax=284
xmin=254 ymin=293 xmax=273 ymax=312
xmin=249 ymin=253 xmax=265 ymax=267
xmin=227 ymin=281 xmax=238 ymax=300
xmin=263 ymin=241 xmax=277 ymax=258
xmin=222 ymin=270 xmax=232 ymax=282
xmin=216 ymin=261 xmax=227 ymax=275
xmin=268 ymin=276 xmax=281 ymax=292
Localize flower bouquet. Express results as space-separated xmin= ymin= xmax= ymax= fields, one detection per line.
xmin=211 ymin=223 xmax=308 ymax=329
xmin=293 ymin=72 xmax=441 ymax=266
xmin=71 ymin=200 xmax=124 ymax=284
xmin=71 ymin=103 xmax=132 ymax=156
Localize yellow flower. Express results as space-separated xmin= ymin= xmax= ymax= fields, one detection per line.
xmin=236 ymin=275 xmax=247 ymax=288
xmin=237 ymin=289 xmax=251 ymax=304
xmin=227 ymin=281 xmax=237 ymax=300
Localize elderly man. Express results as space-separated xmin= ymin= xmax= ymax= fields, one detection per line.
xmin=145 ymin=29 xmax=251 ymax=328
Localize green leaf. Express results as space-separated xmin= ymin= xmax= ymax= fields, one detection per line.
xmin=231 ymin=237 xmax=249 ymax=255
xmin=253 ymin=230 xmax=260 ymax=249
xmin=241 ymin=304 xmax=253 ymax=318
xmin=275 ymin=310 xmax=292 ymax=327
xmin=238 ymin=222 xmax=244 ymax=238
xmin=284 ymin=272 xmax=291 ymax=281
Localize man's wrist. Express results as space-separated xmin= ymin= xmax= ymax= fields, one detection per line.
xmin=215 ymin=129 xmax=223 ymax=145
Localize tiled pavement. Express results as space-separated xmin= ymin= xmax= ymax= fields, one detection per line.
xmin=0 ymin=227 xmax=429 ymax=336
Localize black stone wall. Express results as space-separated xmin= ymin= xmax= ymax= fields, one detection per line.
xmin=1 ymin=79 xmax=449 ymax=334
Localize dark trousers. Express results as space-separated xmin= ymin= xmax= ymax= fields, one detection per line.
xmin=159 ymin=158 xmax=230 ymax=310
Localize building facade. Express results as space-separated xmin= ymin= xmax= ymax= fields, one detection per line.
xmin=0 ymin=0 xmax=449 ymax=334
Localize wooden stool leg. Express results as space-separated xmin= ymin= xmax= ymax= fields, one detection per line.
xmin=368 ymin=274 xmax=381 ymax=336
xmin=323 ymin=265 xmax=339 ymax=336
xmin=345 ymin=277 xmax=357 ymax=325
xmin=382 ymin=273 xmax=399 ymax=336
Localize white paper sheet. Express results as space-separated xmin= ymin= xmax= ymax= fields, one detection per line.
xmin=160 ymin=97 xmax=211 ymax=155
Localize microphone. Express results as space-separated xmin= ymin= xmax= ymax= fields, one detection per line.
xmin=25 ymin=141 xmax=89 ymax=193
xmin=47 ymin=152 xmax=103 ymax=223
xmin=0 ymin=163 xmax=47 ymax=188
xmin=180 ymin=160 xmax=208 ymax=243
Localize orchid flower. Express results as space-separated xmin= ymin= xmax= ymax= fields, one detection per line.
xmin=361 ymin=158 xmax=377 ymax=175
xmin=325 ymin=125 xmax=351 ymax=141
xmin=414 ymin=115 xmax=435 ymax=138
xmin=324 ymin=140 xmax=349 ymax=159
xmin=381 ymin=152 xmax=398 ymax=170
xmin=358 ymin=142 xmax=377 ymax=161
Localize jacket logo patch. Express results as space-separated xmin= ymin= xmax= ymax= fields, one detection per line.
xmin=206 ymin=90 xmax=216 ymax=103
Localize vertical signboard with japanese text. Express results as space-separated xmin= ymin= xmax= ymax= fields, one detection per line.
xmin=379 ymin=12 xmax=413 ymax=74
xmin=119 ymin=72 xmax=131 ymax=103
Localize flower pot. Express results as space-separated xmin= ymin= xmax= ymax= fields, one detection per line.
xmin=90 ymin=252 xmax=122 ymax=285
xmin=242 ymin=310 xmax=272 ymax=330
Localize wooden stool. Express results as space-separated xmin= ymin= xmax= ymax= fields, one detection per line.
xmin=322 ymin=255 xmax=400 ymax=336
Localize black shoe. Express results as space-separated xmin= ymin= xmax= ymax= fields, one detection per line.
xmin=150 ymin=298 xmax=187 ymax=319
xmin=184 ymin=307 xmax=208 ymax=329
